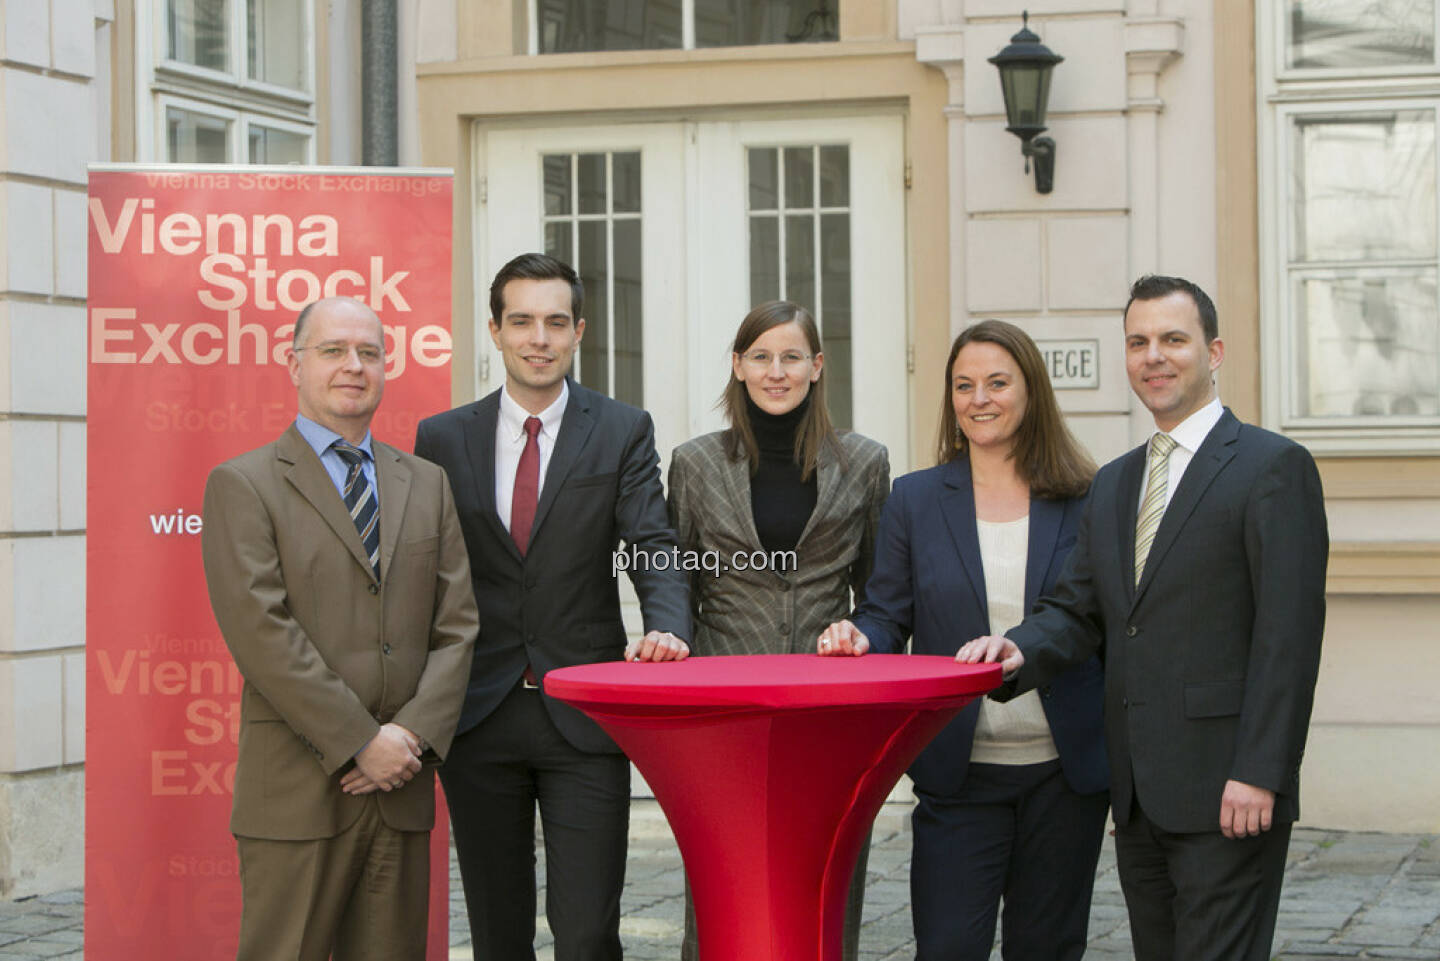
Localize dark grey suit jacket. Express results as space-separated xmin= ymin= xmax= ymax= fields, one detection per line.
xmin=1003 ymin=409 xmax=1327 ymax=833
xmin=414 ymin=378 xmax=691 ymax=753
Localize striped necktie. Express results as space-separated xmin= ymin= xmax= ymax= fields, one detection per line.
xmin=1134 ymin=432 xmax=1177 ymax=587
xmin=333 ymin=441 xmax=381 ymax=581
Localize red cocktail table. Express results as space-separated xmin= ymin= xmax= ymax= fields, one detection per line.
xmin=545 ymin=654 xmax=1000 ymax=961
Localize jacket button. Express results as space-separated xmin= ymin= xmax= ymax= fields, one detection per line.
xmin=1126 ymin=625 xmax=1137 ymax=637
xmin=382 ymin=643 xmax=392 ymax=655
xmin=780 ymin=623 xmax=789 ymax=634
xmin=368 ymin=583 xmax=379 ymax=595
xmin=1122 ymin=697 xmax=1129 ymax=708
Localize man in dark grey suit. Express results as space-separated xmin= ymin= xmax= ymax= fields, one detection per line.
xmin=960 ymin=275 xmax=1327 ymax=961
xmin=414 ymin=253 xmax=691 ymax=961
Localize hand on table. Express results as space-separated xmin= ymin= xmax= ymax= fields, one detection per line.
xmin=817 ymin=620 xmax=869 ymax=656
xmin=1219 ymin=779 xmax=1275 ymax=838
xmin=626 ymin=631 xmax=690 ymax=662
xmin=341 ymin=723 xmax=422 ymax=795
xmin=954 ymin=634 xmax=1025 ymax=679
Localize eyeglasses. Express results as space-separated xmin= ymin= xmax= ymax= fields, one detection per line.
xmin=295 ymin=342 xmax=385 ymax=365
xmin=739 ymin=349 xmax=813 ymax=371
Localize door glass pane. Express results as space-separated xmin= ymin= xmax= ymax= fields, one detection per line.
xmin=248 ymin=125 xmax=307 ymax=164
xmin=578 ymin=153 xmax=607 ymax=215
xmin=784 ymin=147 xmax=814 ymax=208
xmin=614 ymin=219 xmax=644 ymax=407
xmin=248 ymin=0 xmax=307 ymax=90
xmin=1292 ymin=112 xmax=1436 ymax=262
xmin=167 ymin=107 xmax=230 ymax=163
xmin=819 ymin=145 xmax=849 ymax=206
xmin=747 ymin=144 xmax=852 ymax=427
xmin=785 ymin=214 xmax=815 ymax=311
xmin=613 ymin=152 xmax=642 ymax=213
xmin=694 ymin=0 xmax=840 ymax=46
xmin=541 ymin=151 xmax=644 ymax=405
xmin=537 ymin=0 xmax=682 ymax=52
xmin=1295 ymin=271 xmax=1439 ymax=418
xmin=1287 ymin=0 xmax=1434 ymax=69
xmin=749 ymin=148 xmax=778 ymax=209
xmin=579 ymin=221 xmax=610 ymax=396
xmin=750 ymin=216 xmax=779 ymax=302
xmin=544 ymin=222 xmax=574 ymax=262
xmin=168 ymin=0 xmax=229 ymax=71
xmin=820 ymin=212 xmax=852 ymax=427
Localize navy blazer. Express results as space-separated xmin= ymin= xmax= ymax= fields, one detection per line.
xmin=852 ymin=457 xmax=1107 ymax=798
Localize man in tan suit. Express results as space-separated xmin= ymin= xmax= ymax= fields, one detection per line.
xmin=202 ymin=297 xmax=478 ymax=961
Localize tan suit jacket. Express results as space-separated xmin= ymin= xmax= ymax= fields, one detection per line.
xmin=202 ymin=423 xmax=478 ymax=840
xmin=667 ymin=430 xmax=889 ymax=656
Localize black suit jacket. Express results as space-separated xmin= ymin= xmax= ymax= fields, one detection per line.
xmin=853 ymin=458 xmax=1107 ymax=798
xmin=414 ymin=379 xmax=692 ymax=753
xmin=1004 ymin=409 xmax=1327 ymax=833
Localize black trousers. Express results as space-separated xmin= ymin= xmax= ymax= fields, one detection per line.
xmin=1115 ymin=798 xmax=1291 ymax=961
xmin=911 ymin=760 xmax=1109 ymax=961
xmin=440 ymin=685 xmax=631 ymax=961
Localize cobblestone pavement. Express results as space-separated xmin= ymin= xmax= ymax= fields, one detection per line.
xmin=3 ymin=802 xmax=1437 ymax=960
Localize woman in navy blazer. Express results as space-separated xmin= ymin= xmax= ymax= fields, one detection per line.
xmin=819 ymin=321 xmax=1108 ymax=961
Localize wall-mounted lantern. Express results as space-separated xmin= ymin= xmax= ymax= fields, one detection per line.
xmin=988 ymin=12 xmax=1064 ymax=193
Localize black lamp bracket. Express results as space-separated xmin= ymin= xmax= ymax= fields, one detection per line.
xmin=1021 ymin=136 xmax=1056 ymax=194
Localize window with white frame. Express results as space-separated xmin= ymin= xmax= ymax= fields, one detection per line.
xmin=1262 ymin=0 xmax=1440 ymax=450
xmin=532 ymin=0 xmax=838 ymax=53
xmin=150 ymin=0 xmax=314 ymax=164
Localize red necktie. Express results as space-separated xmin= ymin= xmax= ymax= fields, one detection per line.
xmin=510 ymin=416 xmax=542 ymax=555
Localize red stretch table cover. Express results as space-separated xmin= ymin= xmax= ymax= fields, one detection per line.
xmin=546 ymin=655 xmax=1000 ymax=961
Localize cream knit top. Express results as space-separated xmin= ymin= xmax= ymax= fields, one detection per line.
xmin=970 ymin=515 xmax=1060 ymax=765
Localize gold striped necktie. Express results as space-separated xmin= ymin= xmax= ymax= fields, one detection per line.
xmin=1134 ymin=432 xmax=1177 ymax=586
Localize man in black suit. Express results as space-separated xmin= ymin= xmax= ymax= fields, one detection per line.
xmin=414 ymin=252 xmax=692 ymax=961
xmin=959 ymin=275 xmax=1327 ymax=961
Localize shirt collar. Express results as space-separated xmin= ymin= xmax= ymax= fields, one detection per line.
xmin=1161 ymin=396 xmax=1224 ymax=454
xmin=498 ymin=380 xmax=569 ymax=441
xmin=294 ymin=414 xmax=374 ymax=461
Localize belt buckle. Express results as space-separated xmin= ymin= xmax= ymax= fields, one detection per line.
xmin=522 ymin=666 xmax=540 ymax=690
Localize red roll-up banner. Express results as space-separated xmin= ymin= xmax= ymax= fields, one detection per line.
xmin=85 ymin=166 xmax=456 ymax=961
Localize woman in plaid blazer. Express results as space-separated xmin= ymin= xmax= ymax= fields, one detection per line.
xmin=668 ymin=300 xmax=890 ymax=961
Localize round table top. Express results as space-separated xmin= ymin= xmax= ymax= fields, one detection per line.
xmin=545 ymin=654 xmax=1001 ymax=712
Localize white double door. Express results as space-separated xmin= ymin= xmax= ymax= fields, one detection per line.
xmin=477 ymin=113 xmax=910 ymax=473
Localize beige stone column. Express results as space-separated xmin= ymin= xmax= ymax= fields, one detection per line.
xmin=1122 ymin=17 xmax=1185 ymax=446
xmin=0 ymin=0 xmax=98 ymax=898
xmin=915 ymin=26 xmax=967 ymax=339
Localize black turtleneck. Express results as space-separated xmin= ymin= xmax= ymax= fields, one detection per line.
xmin=746 ymin=392 xmax=818 ymax=553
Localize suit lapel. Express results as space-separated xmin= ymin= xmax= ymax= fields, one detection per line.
xmin=373 ymin=442 xmax=410 ymax=580
xmin=794 ymin=442 xmax=840 ymax=551
xmin=1134 ymin=411 xmax=1240 ymax=604
xmin=464 ymin=392 xmax=518 ymax=558
xmin=937 ymin=459 xmax=988 ymax=629
xmin=278 ymin=425 xmax=376 ymax=581
xmin=1115 ymin=445 xmax=1147 ymax=602
xmin=718 ymin=444 xmax=764 ymax=551
xmin=1025 ymin=496 xmax=1064 ymax=611
xmin=531 ymin=380 xmax=596 ymax=544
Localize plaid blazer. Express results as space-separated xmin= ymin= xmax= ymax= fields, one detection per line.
xmin=667 ymin=430 xmax=889 ymax=656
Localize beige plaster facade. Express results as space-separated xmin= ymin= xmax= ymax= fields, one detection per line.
xmin=1 ymin=0 xmax=1436 ymax=898
xmin=414 ymin=0 xmax=1440 ymax=835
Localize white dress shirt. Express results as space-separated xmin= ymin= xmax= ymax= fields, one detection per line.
xmin=1138 ymin=396 xmax=1224 ymax=515
xmin=494 ymin=381 xmax=569 ymax=533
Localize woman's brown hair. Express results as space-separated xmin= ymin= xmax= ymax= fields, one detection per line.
xmin=721 ymin=301 xmax=842 ymax=481
xmin=935 ymin=319 xmax=1095 ymax=499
